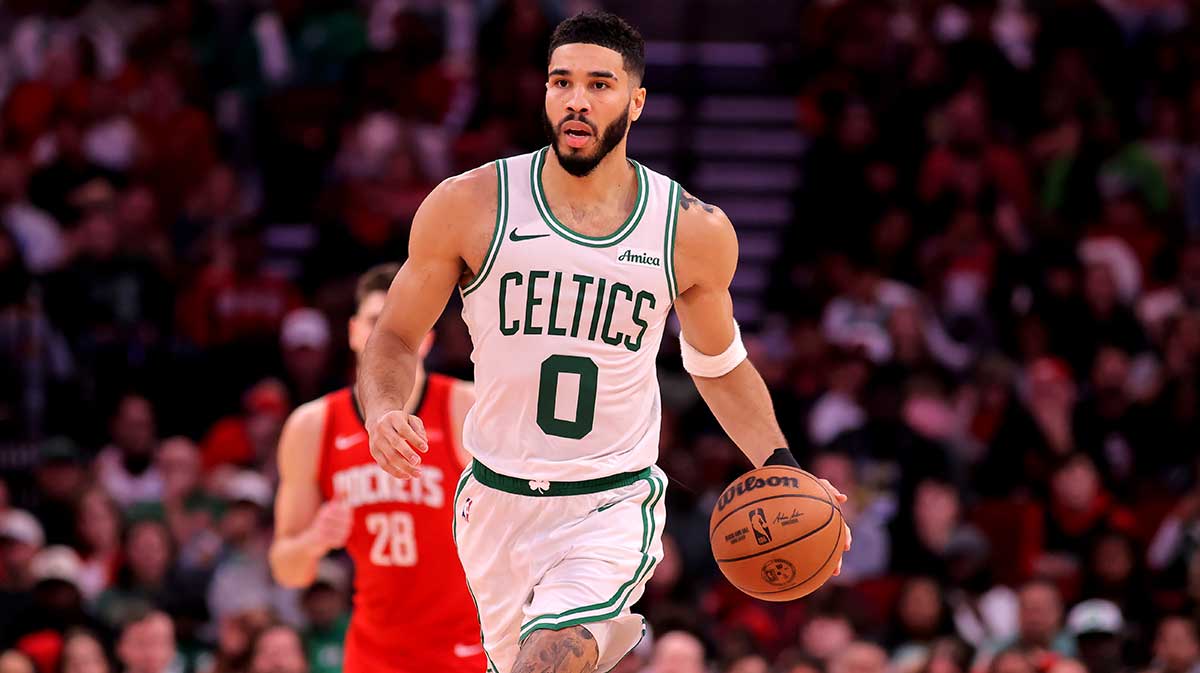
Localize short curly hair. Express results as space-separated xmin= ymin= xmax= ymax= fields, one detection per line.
xmin=548 ymin=10 xmax=645 ymax=84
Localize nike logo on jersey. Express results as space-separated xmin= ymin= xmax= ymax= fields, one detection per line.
xmin=334 ymin=433 xmax=367 ymax=450
xmin=509 ymin=229 xmax=550 ymax=242
xmin=454 ymin=643 xmax=485 ymax=658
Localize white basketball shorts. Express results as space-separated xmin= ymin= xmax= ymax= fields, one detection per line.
xmin=452 ymin=460 xmax=667 ymax=673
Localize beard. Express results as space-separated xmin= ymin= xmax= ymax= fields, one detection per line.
xmin=541 ymin=105 xmax=630 ymax=177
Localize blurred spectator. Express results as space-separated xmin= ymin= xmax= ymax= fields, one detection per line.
xmin=94 ymin=519 xmax=176 ymax=629
xmin=650 ymin=630 xmax=706 ymax=673
xmin=725 ymin=654 xmax=769 ymax=673
xmin=0 ymin=651 xmax=34 ymax=673
xmin=74 ymin=487 xmax=121 ymax=601
xmin=115 ymin=610 xmax=177 ymax=673
xmin=981 ymin=581 xmax=1075 ymax=665
xmin=1144 ymin=616 xmax=1200 ymax=673
xmin=0 ymin=152 xmax=63 ymax=273
xmin=0 ymin=509 xmax=44 ymax=626
xmin=200 ymin=379 xmax=289 ymax=473
xmin=30 ymin=437 xmax=85 ymax=546
xmin=801 ymin=612 xmax=856 ymax=665
xmin=6 ymin=545 xmax=107 ymax=648
xmin=278 ymin=308 xmax=335 ymax=404
xmin=1039 ymin=454 xmax=1137 ymax=580
xmin=299 ymin=561 xmax=348 ymax=673
xmin=247 ymin=625 xmax=306 ymax=673
xmin=95 ymin=394 xmax=162 ymax=509
xmin=1067 ymin=599 xmax=1127 ymax=673
xmin=889 ymin=577 xmax=956 ymax=672
xmin=828 ymin=642 xmax=888 ymax=673
xmin=60 ymin=629 xmax=112 ymax=673
xmin=207 ymin=471 xmax=300 ymax=628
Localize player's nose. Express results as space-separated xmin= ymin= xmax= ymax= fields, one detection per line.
xmin=565 ymin=88 xmax=590 ymax=115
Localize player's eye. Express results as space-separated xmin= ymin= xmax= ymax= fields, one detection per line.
xmin=554 ymin=79 xmax=569 ymax=88
xmin=592 ymin=82 xmax=608 ymax=90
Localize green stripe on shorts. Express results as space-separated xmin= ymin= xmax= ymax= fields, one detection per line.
xmin=519 ymin=473 xmax=666 ymax=638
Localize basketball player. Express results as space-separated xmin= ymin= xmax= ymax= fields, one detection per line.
xmin=269 ymin=263 xmax=484 ymax=673
xmin=358 ymin=11 xmax=852 ymax=673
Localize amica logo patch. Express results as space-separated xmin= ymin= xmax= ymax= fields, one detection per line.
xmin=617 ymin=249 xmax=660 ymax=267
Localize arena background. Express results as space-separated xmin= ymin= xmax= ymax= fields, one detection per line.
xmin=2 ymin=1 xmax=1200 ymax=673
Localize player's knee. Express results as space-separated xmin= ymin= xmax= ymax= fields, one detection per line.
xmin=514 ymin=626 xmax=599 ymax=673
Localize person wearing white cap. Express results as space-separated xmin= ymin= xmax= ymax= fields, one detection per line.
xmin=1068 ymin=599 xmax=1126 ymax=673
xmin=0 ymin=509 xmax=45 ymax=590
xmin=280 ymin=307 xmax=337 ymax=403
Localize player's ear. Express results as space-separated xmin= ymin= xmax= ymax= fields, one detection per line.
xmin=629 ymin=86 xmax=646 ymax=123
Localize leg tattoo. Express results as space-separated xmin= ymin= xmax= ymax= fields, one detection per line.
xmin=512 ymin=626 xmax=599 ymax=673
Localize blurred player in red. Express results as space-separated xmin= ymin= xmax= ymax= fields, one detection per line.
xmin=269 ymin=263 xmax=483 ymax=673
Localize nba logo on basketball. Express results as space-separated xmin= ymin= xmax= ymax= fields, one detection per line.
xmin=749 ymin=508 xmax=772 ymax=545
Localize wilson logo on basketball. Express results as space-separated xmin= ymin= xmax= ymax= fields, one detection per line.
xmin=716 ymin=475 xmax=801 ymax=512
xmin=749 ymin=508 xmax=772 ymax=545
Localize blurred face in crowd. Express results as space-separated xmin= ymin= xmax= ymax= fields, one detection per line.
xmin=542 ymin=43 xmax=644 ymax=177
xmin=62 ymin=631 xmax=111 ymax=673
xmin=946 ymin=90 xmax=988 ymax=150
xmin=249 ymin=626 xmax=307 ymax=673
xmin=80 ymin=211 xmax=120 ymax=261
xmin=648 ymin=533 xmax=681 ymax=591
xmin=0 ymin=651 xmax=34 ymax=673
xmin=36 ymin=457 xmax=83 ymax=502
xmin=898 ymin=577 xmax=944 ymax=638
xmin=914 ymin=480 xmax=960 ymax=547
xmin=802 ymin=615 xmax=855 ymax=662
xmin=112 ymin=395 xmax=157 ymax=460
xmin=158 ymin=437 xmax=202 ymax=501
xmin=77 ymin=488 xmax=121 ymax=554
xmin=0 ymin=537 xmax=38 ymax=584
xmin=727 ymin=655 xmax=770 ymax=673
xmin=829 ymin=642 xmax=887 ymax=673
xmin=1048 ymin=659 xmax=1087 ymax=673
xmin=301 ymin=584 xmax=347 ymax=630
xmin=991 ymin=652 xmax=1035 ymax=673
xmin=349 ymin=290 xmax=386 ymax=356
xmin=1083 ymin=263 xmax=1119 ymax=315
xmin=118 ymin=612 xmax=176 ymax=673
xmin=1154 ymin=617 xmax=1200 ymax=673
xmin=651 ymin=631 xmax=705 ymax=673
xmin=126 ymin=521 xmax=172 ymax=586
xmin=1052 ymin=455 xmax=1100 ymax=511
xmin=1090 ymin=533 xmax=1134 ymax=587
xmin=1017 ymin=582 xmax=1063 ymax=646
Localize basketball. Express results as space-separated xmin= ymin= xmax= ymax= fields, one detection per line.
xmin=709 ymin=466 xmax=844 ymax=601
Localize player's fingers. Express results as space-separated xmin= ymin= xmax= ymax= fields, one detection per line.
xmin=370 ymin=441 xmax=420 ymax=480
xmin=844 ymin=521 xmax=853 ymax=552
xmin=379 ymin=422 xmax=424 ymax=467
xmin=833 ymin=557 xmax=843 ymax=577
xmin=819 ymin=479 xmax=848 ymax=504
xmin=406 ymin=414 xmax=429 ymax=453
xmin=389 ymin=414 xmax=428 ymax=456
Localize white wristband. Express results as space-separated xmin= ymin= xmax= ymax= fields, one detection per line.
xmin=680 ymin=320 xmax=748 ymax=378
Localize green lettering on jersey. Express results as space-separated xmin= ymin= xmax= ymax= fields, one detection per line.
xmin=626 ymin=290 xmax=656 ymax=352
xmin=569 ymin=274 xmax=594 ymax=338
xmin=523 ymin=270 xmax=549 ymax=335
xmin=546 ymin=271 xmax=567 ymax=336
xmin=587 ymin=278 xmax=607 ymax=342
xmin=499 ymin=272 xmax=523 ymax=336
xmin=602 ymin=282 xmax=632 ymax=346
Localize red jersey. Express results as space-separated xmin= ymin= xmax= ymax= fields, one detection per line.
xmin=317 ymin=375 xmax=484 ymax=673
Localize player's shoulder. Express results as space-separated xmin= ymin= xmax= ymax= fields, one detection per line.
xmin=424 ymin=162 xmax=499 ymax=213
xmin=672 ymin=187 xmax=737 ymax=278
xmin=283 ymin=396 xmax=329 ymax=438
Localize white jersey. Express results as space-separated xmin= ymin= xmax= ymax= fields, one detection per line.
xmin=459 ymin=147 xmax=681 ymax=482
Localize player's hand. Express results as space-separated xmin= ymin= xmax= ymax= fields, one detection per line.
xmin=308 ymin=500 xmax=352 ymax=553
xmin=367 ymin=409 xmax=428 ymax=480
xmin=817 ymin=478 xmax=853 ymax=577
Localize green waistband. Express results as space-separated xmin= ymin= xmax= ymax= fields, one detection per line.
xmin=469 ymin=460 xmax=652 ymax=496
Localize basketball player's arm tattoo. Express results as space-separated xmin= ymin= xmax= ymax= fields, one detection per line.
xmin=512 ymin=627 xmax=598 ymax=673
xmin=678 ymin=188 xmax=715 ymax=214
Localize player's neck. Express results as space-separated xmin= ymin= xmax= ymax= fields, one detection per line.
xmin=543 ymin=145 xmax=635 ymax=208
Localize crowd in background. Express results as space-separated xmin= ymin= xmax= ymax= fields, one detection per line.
xmin=3 ymin=1 xmax=1200 ymax=673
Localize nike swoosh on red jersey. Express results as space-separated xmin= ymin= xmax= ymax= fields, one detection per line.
xmin=334 ymin=433 xmax=367 ymax=450
xmin=453 ymin=643 xmax=484 ymax=658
